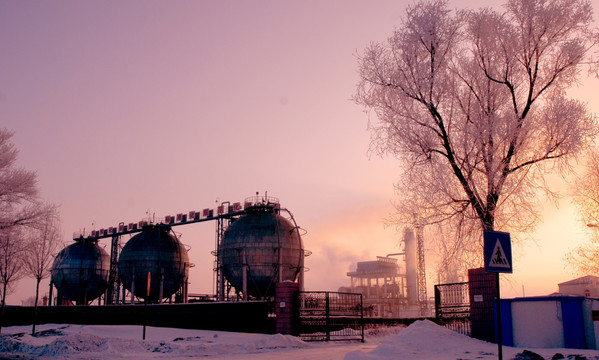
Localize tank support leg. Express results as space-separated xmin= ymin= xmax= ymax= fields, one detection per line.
xmin=131 ymin=265 xmax=136 ymax=304
xmin=48 ymin=282 xmax=53 ymax=307
xmin=158 ymin=269 xmax=164 ymax=304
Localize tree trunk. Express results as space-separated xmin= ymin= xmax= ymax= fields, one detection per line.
xmin=0 ymin=281 xmax=7 ymax=335
xmin=32 ymin=277 xmax=40 ymax=335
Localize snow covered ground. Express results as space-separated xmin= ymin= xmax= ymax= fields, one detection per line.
xmin=1 ymin=320 xmax=599 ymax=360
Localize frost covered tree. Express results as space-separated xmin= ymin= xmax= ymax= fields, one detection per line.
xmin=0 ymin=128 xmax=56 ymax=333
xmin=23 ymin=209 xmax=62 ymax=335
xmin=355 ymin=0 xmax=598 ymax=269
xmin=568 ymin=147 xmax=599 ymax=275
xmin=0 ymin=129 xmax=51 ymax=231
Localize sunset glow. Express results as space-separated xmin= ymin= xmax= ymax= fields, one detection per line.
xmin=1 ymin=0 xmax=598 ymax=305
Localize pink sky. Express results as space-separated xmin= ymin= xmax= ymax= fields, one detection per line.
xmin=0 ymin=0 xmax=597 ymax=305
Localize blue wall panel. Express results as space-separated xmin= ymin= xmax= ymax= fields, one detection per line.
xmin=500 ymin=299 xmax=513 ymax=347
xmin=561 ymin=299 xmax=585 ymax=349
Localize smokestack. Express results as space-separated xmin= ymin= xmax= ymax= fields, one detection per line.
xmin=404 ymin=227 xmax=418 ymax=305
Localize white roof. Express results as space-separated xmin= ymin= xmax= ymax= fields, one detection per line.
xmin=558 ymin=275 xmax=599 ymax=286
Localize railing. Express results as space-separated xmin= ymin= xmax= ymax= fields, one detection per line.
xmin=297 ymin=291 xmax=364 ymax=342
xmin=435 ymin=282 xmax=471 ymax=336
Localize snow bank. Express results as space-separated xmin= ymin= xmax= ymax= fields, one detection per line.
xmin=345 ymin=320 xmax=599 ymax=360
xmin=345 ymin=319 xmax=496 ymax=360
xmin=0 ymin=324 xmax=308 ymax=359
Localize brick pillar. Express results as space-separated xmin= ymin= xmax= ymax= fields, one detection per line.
xmin=275 ymin=281 xmax=299 ymax=335
xmin=468 ymin=268 xmax=497 ymax=342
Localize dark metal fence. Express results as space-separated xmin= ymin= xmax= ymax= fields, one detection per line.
xmin=297 ymin=291 xmax=364 ymax=342
xmin=435 ymin=282 xmax=471 ymax=336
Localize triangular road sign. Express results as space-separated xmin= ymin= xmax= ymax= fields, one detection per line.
xmin=489 ymin=240 xmax=510 ymax=268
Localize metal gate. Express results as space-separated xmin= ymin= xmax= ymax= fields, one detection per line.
xmin=435 ymin=282 xmax=471 ymax=336
xmin=297 ymin=291 xmax=364 ymax=342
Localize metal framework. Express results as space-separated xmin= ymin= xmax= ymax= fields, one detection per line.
xmin=346 ymin=256 xmax=407 ymax=318
xmin=106 ymin=234 xmax=120 ymax=304
xmin=214 ymin=216 xmax=229 ymax=301
xmin=416 ymin=225 xmax=428 ymax=316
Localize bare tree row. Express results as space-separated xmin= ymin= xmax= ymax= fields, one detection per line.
xmin=0 ymin=128 xmax=62 ymax=334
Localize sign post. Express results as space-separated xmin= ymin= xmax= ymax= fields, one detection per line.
xmin=484 ymin=230 xmax=512 ymax=360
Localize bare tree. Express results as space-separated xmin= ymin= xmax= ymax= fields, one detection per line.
xmin=0 ymin=128 xmax=57 ymax=333
xmin=355 ymin=0 xmax=598 ymax=270
xmin=0 ymin=228 xmax=27 ymax=301
xmin=23 ymin=208 xmax=62 ymax=335
xmin=0 ymin=227 xmax=27 ymax=332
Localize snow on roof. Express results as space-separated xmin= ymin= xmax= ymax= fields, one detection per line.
xmin=558 ymin=275 xmax=599 ymax=286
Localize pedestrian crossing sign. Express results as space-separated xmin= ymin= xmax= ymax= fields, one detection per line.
xmin=484 ymin=230 xmax=512 ymax=273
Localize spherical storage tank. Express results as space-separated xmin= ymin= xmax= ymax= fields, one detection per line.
xmin=219 ymin=205 xmax=304 ymax=298
xmin=118 ymin=226 xmax=189 ymax=302
xmin=50 ymin=240 xmax=110 ymax=304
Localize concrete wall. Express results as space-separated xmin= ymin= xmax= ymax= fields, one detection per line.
xmin=510 ymin=300 xmax=565 ymax=347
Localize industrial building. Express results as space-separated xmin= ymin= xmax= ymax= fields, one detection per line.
xmin=558 ymin=275 xmax=599 ymax=298
xmin=342 ymin=227 xmax=429 ymax=318
xmin=49 ymin=193 xmax=310 ymax=306
xmin=344 ymin=256 xmax=407 ymax=317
